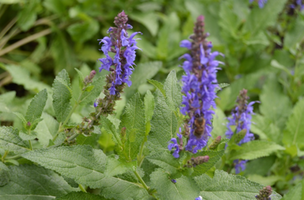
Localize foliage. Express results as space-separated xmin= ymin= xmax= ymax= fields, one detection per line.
xmin=1 ymin=0 xmax=304 ymax=199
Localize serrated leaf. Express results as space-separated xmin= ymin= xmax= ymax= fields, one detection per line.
xmin=74 ymin=68 xmax=84 ymax=89
xmin=0 ymin=126 xmax=29 ymax=154
xmin=283 ymin=98 xmax=304 ymax=146
xmin=147 ymin=151 xmax=180 ymax=174
xmin=25 ymin=89 xmax=47 ymax=126
xmin=164 ymin=70 xmax=182 ymax=111
xmin=148 ymin=90 xmax=178 ymax=150
xmin=150 ymin=169 xmax=199 ymax=200
xmin=120 ymin=93 xmax=146 ymax=160
xmin=0 ymin=165 xmax=76 ymax=199
xmin=22 ymin=145 xmax=107 ymax=188
xmin=105 ymin=157 xmax=134 ymax=177
xmin=281 ymin=179 xmax=303 ymax=200
xmin=148 ymin=79 xmax=166 ymax=97
xmin=52 ymin=69 xmax=72 ymax=123
xmin=191 ymin=150 xmax=225 ymax=177
xmin=260 ymin=78 xmax=292 ymax=130
xmin=247 ymin=174 xmax=283 ymax=186
xmin=144 ymin=90 xmax=155 ymax=124
xmin=195 ymin=170 xmax=282 ymax=200
xmin=79 ymin=75 xmax=105 ymax=105
xmin=57 ymin=192 xmax=106 ymax=200
xmin=100 ymin=115 xmax=120 ymax=144
xmin=125 ymin=61 xmax=162 ymax=99
xmin=215 ymin=83 xmax=229 ymax=93
xmin=230 ymin=140 xmax=285 ymax=160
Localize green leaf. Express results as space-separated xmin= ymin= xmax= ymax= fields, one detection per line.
xmin=0 ymin=0 xmax=25 ymax=3
xmin=22 ymin=145 xmax=107 ymax=188
xmin=260 ymin=77 xmax=292 ymax=130
xmin=144 ymin=90 xmax=155 ymax=124
xmin=243 ymin=0 xmax=287 ymax=36
xmin=5 ymin=65 xmax=51 ymax=92
xmin=148 ymin=79 xmax=166 ymax=97
xmin=230 ymin=140 xmax=285 ymax=160
xmin=283 ymin=98 xmax=304 ymax=146
xmin=191 ymin=150 xmax=225 ymax=177
xmin=67 ymin=20 xmax=99 ymax=43
xmin=251 ymin=114 xmax=281 ymax=142
xmin=195 ymin=170 xmax=282 ymax=200
xmin=150 ymin=169 xmax=199 ymax=200
xmin=129 ymin=12 xmax=159 ymax=36
xmin=52 ymin=69 xmax=72 ymax=123
xmin=211 ymin=107 xmax=228 ymax=137
xmin=0 ymin=165 xmax=76 ymax=199
xmin=79 ymin=76 xmax=105 ymax=105
xmin=25 ymin=89 xmax=47 ymax=126
xmin=148 ymin=90 xmax=178 ymax=150
xmin=281 ymin=179 xmax=304 ymax=200
xmin=147 ymin=151 xmax=180 ymax=174
xmin=0 ymin=126 xmax=29 ymax=154
xmin=105 ymin=157 xmax=134 ymax=177
xmin=125 ymin=61 xmax=162 ymax=99
xmin=164 ymin=70 xmax=182 ymax=111
xmin=16 ymin=0 xmax=38 ymax=31
xmin=120 ymin=93 xmax=146 ymax=160
xmin=247 ymin=174 xmax=283 ymax=186
xmin=57 ymin=192 xmax=106 ymax=200
xmin=50 ymin=33 xmax=74 ymax=73
xmin=284 ymin=17 xmax=304 ymax=49
xmin=43 ymin=0 xmax=68 ymax=15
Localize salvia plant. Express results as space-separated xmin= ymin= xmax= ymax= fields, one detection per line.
xmin=1 ymin=3 xmax=304 ymax=200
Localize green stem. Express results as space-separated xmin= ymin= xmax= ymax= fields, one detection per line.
xmin=1 ymin=151 xmax=8 ymax=162
xmin=78 ymin=184 xmax=87 ymax=193
xmin=134 ymin=170 xmax=159 ymax=200
xmin=67 ymin=131 xmax=80 ymax=142
xmin=29 ymin=140 xmax=32 ymax=150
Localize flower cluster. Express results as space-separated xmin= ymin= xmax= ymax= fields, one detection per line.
xmin=290 ymin=0 xmax=304 ymax=10
xmin=225 ymin=89 xmax=256 ymax=174
xmin=249 ymin=0 xmax=268 ymax=8
xmin=98 ymin=11 xmax=141 ymax=96
xmin=178 ymin=15 xmax=222 ymax=155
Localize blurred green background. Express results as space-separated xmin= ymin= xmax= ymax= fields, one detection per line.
xmin=0 ymin=0 xmax=304 ymax=195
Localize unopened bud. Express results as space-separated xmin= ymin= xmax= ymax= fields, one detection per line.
xmin=89 ymin=70 xmax=96 ymax=80
xmin=121 ymin=127 xmax=126 ymax=137
xmin=27 ymin=122 xmax=31 ymax=126
xmin=255 ymin=186 xmax=272 ymax=200
xmin=186 ymin=155 xmax=209 ymax=168
xmin=209 ymin=136 xmax=221 ymax=150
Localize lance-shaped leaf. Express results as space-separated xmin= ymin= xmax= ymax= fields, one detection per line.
xmin=79 ymin=75 xmax=105 ymax=105
xmin=229 ymin=140 xmax=285 ymax=160
xmin=57 ymin=192 xmax=107 ymax=200
xmin=52 ymin=69 xmax=72 ymax=123
xmin=25 ymin=89 xmax=48 ymax=128
xmin=148 ymin=79 xmax=166 ymax=97
xmin=22 ymin=145 xmax=150 ymax=199
xmin=22 ymin=145 xmax=107 ymax=188
xmin=0 ymin=126 xmax=29 ymax=154
xmin=164 ymin=70 xmax=182 ymax=111
xmin=148 ymin=90 xmax=178 ymax=150
xmin=283 ymin=98 xmax=304 ymax=146
xmin=195 ymin=170 xmax=282 ymax=200
xmin=144 ymin=90 xmax=155 ymax=124
xmin=147 ymin=151 xmax=180 ymax=174
xmin=0 ymin=165 xmax=76 ymax=199
xmin=120 ymin=93 xmax=146 ymax=160
xmin=150 ymin=169 xmax=200 ymax=200
xmin=191 ymin=150 xmax=225 ymax=177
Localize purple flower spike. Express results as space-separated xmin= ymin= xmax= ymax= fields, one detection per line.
xmin=98 ymin=11 xmax=141 ymax=96
xmin=178 ymin=15 xmax=223 ymax=154
xmin=226 ymin=89 xmax=258 ymax=173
